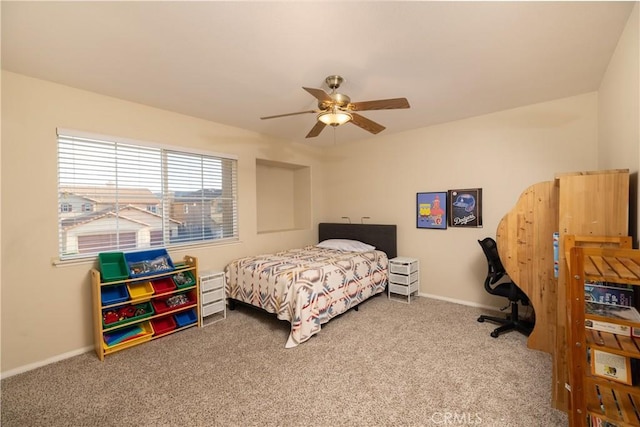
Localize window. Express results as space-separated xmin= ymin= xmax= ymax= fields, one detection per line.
xmin=57 ymin=129 xmax=238 ymax=260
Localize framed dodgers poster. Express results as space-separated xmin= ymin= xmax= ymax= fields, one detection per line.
xmin=448 ymin=188 xmax=483 ymax=227
xmin=416 ymin=192 xmax=447 ymax=229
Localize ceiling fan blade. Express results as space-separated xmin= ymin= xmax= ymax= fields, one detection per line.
xmin=350 ymin=112 xmax=386 ymax=134
xmin=306 ymin=121 xmax=327 ymax=138
xmin=349 ymin=98 xmax=410 ymax=111
xmin=261 ymin=110 xmax=316 ymax=120
xmin=303 ymin=87 xmax=332 ymax=103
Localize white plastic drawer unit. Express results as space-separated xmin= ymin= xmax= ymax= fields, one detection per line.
xmin=199 ymin=270 xmax=226 ymax=326
xmin=389 ymin=282 xmax=419 ymax=296
xmin=387 ymin=256 xmax=420 ymax=304
xmin=201 ymin=272 xmax=224 ymax=292
xmin=389 ymin=271 xmax=419 ymax=285
xmin=202 ymin=299 xmax=225 ymax=317
xmin=202 ymin=288 xmax=224 ymax=305
xmin=389 ymin=257 xmax=419 ymax=275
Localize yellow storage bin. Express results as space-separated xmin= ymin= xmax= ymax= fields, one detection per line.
xmin=127 ymin=281 xmax=154 ymax=301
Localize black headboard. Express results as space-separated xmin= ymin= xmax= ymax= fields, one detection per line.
xmin=318 ymin=223 xmax=397 ymax=259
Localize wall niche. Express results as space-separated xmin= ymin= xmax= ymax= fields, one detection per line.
xmin=256 ymin=159 xmax=311 ymax=233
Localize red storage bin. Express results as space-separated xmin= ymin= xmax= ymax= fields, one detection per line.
xmin=151 ymin=290 xmax=197 ymax=314
xmin=151 ymin=316 xmax=177 ymax=336
xmin=151 ymin=277 xmax=176 ymax=295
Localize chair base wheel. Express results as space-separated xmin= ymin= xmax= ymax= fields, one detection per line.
xmin=478 ymin=313 xmax=534 ymax=338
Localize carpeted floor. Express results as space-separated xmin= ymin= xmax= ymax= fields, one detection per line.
xmin=1 ymin=295 xmax=568 ymax=426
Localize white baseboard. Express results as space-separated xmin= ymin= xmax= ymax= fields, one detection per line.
xmin=417 ymin=292 xmax=502 ymax=312
xmin=1 ymin=345 xmax=93 ymax=380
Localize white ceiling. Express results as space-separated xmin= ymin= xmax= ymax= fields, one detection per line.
xmin=1 ymin=1 xmax=635 ymax=145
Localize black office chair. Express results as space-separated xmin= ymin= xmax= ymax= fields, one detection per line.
xmin=476 ymin=237 xmax=534 ymax=338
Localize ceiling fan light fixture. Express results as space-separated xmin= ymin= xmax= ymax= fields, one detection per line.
xmin=261 ymin=75 xmax=409 ymax=138
xmin=317 ymin=109 xmax=352 ymax=127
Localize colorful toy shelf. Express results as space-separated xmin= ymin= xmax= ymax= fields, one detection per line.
xmin=91 ymin=253 xmax=199 ymax=361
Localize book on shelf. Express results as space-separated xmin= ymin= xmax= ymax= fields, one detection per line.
xmin=584 ymin=301 xmax=640 ymax=336
xmin=584 ymin=281 xmax=634 ymax=307
xmin=589 ymin=414 xmax=619 ymax=427
xmin=585 ymin=319 xmax=631 ymax=336
xmin=590 ymin=348 xmax=633 ymax=385
xmin=585 ymin=301 xmax=640 ymax=322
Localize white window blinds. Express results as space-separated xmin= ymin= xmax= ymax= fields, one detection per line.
xmin=57 ymin=129 xmax=238 ymax=260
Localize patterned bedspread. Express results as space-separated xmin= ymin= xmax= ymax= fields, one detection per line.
xmin=224 ymin=246 xmax=388 ymax=347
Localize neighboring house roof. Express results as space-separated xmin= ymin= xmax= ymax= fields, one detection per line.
xmin=62 ymin=205 xmax=181 ymax=231
xmin=173 ymin=188 xmax=222 ymax=202
xmin=60 ymin=186 xmax=160 ymax=205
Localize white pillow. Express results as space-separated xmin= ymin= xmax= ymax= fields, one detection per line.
xmin=316 ymin=239 xmax=376 ymax=252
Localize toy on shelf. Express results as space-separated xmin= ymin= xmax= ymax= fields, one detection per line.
xmin=102 ymin=302 xmax=153 ymax=328
xmin=125 ymin=249 xmax=175 ymax=279
xmin=129 ymin=256 xmax=171 ymax=276
xmin=173 ymin=271 xmax=195 ymax=288
xmin=166 ymin=294 xmax=189 ymax=308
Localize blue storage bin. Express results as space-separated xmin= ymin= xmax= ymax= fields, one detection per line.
xmin=101 ymin=284 xmax=130 ymax=305
xmin=124 ymin=248 xmax=175 ymax=279
xmin=174 ymin=309 xmax=197 ymax=328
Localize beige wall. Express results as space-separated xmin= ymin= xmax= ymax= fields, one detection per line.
xmin=598 ymin=3 xmax=640 ymax=245
xmin=0 ymin=71 xmax=325 ymax=374
xmin=321 ymin=93 xmax=599 ymax=306
xmin=2 ymin=6 xmax=638 ymax=373
xmin=255 ymin=159 xmax=312 ymax=233
xmin=256 ymin=162 xmax=296 ymax=232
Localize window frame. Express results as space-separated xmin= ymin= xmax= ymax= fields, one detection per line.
xmin=56 ymin=128 xmax=238 ymax=262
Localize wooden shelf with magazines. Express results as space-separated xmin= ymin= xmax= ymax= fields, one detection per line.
xmin=568 ymin=243 xmax=640 ymax=427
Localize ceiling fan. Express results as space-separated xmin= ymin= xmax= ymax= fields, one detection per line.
xmin=260 ymin=75 xmax=410 ymax=138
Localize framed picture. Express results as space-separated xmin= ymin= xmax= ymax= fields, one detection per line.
xmin=416 ymin=192 xmax=447 ymax=229
xmin=448 ymin=188 xmax=483 ymax=227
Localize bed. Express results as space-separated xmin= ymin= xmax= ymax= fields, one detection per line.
xmin=225 ymin=223 xmax=397 ymax=347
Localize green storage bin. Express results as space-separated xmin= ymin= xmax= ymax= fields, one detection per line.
xmin=172 ymin=270 xmax=196 ymax=289
xmin=99 ymin=252 xmax=129 ymax=282
xmin=102 ymin=301 xmax=155 ymax=329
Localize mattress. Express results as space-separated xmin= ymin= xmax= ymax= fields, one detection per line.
xmin=225 ymin=246 xmax=388 ymax=347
